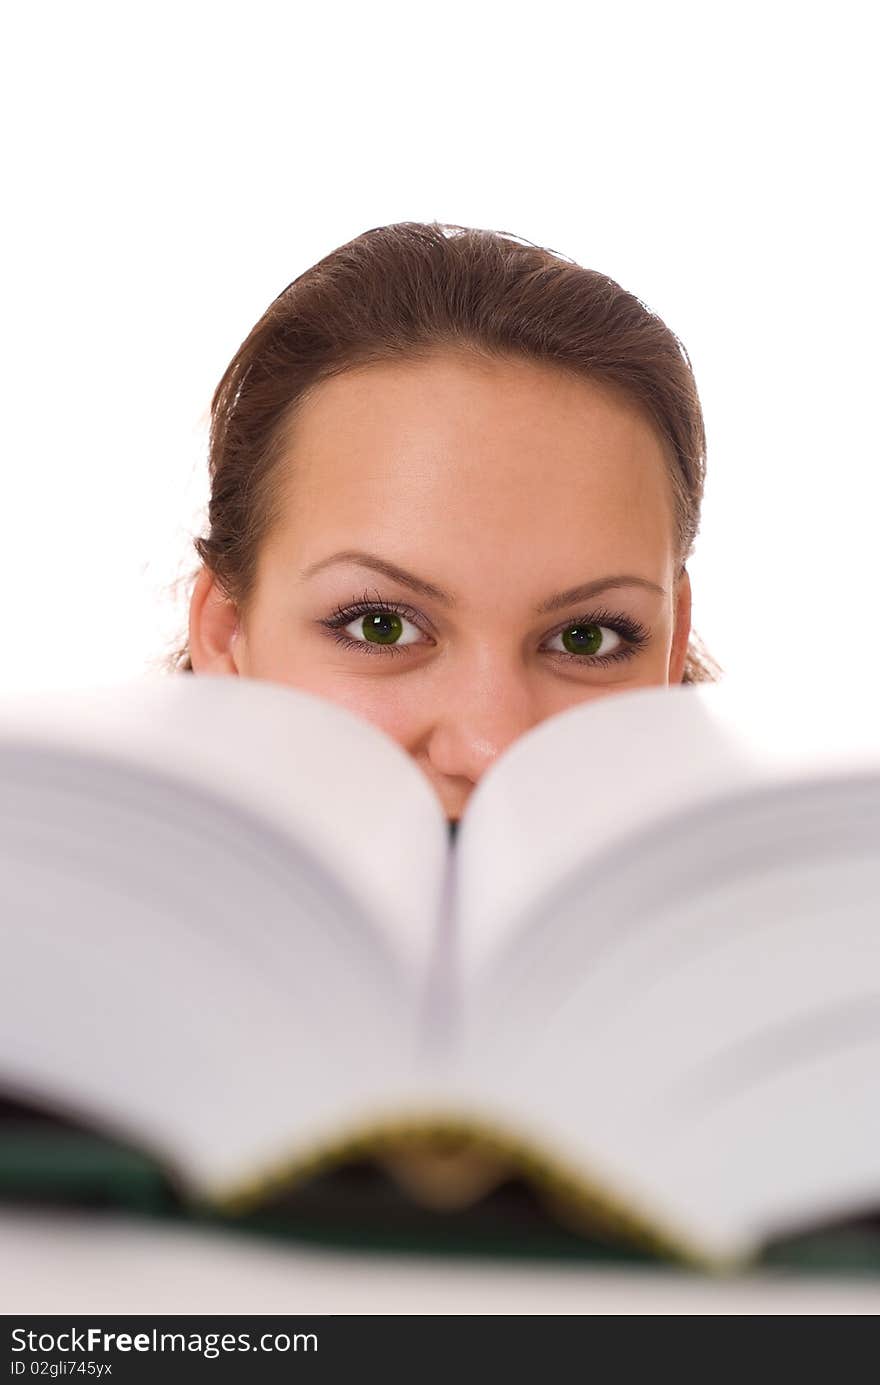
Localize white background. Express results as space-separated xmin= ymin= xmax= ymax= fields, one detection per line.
xmin=2 ymin=0 xmax=877 ymax=695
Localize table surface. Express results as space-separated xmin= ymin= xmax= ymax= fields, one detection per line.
xmin=2 ymin=1209 xmax=879 ymax=1315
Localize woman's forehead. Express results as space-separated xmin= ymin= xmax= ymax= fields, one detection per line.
xmin=268 ymin=352 xmax=679 ymax=581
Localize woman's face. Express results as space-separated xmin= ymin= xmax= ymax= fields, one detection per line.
xmin=189 ymin=349 xmax=691 ymax=822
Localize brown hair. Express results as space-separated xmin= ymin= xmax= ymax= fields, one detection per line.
xmin=160 ymin=220 xmax=721 ymax=682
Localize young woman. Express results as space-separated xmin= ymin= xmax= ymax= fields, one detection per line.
xmin=171 ymin=221 xmax=720 ymax=824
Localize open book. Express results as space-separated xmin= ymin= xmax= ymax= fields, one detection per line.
xmin=1 ymin=672 xmax=879 ymax=1271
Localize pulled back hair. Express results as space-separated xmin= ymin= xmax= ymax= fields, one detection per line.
xmin=161 ymin=220 xmax=721 ymax=683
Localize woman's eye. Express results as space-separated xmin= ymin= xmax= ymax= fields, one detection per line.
xmin=547 ymin=622 xmax=622 ymax=658
xmin=342 ymin=609 xmax=423 ymax=647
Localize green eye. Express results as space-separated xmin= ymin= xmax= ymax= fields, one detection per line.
xmin=561 ymin=622 xmax=604 ymax=656
xmin=361 ymin=611 xmax=404 ymax=645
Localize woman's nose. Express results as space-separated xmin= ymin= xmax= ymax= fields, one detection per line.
xmin=415 ymin=657 xmax=540 ymax=797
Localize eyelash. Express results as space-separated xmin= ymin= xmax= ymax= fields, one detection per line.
xmin=318 ymin=591 xmax=651 ymax=668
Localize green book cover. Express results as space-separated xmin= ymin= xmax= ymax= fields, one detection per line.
xmin=2 ymin=1101 xmax=879 ymax=1276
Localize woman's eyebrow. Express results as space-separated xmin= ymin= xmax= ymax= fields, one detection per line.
xmin=301 ymin=550 xmax=453 ymax=603
xmin=300 ymin=549 xmax=666 ymax=612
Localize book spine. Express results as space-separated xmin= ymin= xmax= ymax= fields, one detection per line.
xmin=207 ymin=1112 xmax=746 ymax=1273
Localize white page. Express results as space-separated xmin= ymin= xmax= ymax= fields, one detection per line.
xmin=0 ymin=673 xmax=449 ymax=977
xmin=0 ymin=788 xmax=425 ymax=1192
xmin=453 ymin=676 xmax=880 ymax=981
xmin=451 ymin=835 xmax=880 ymax=1262
xmin=0 ymin=675 xmax=454 ymax=1187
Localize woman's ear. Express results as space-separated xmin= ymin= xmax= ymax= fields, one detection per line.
xmin=188 ymin=566 xmax=243 ymax=675
xmin=668 ymin=566 xmax=692 ymax=684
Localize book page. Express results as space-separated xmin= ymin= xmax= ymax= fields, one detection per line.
xmin=452 ymin=677 xmax=880 ymax=983
xmin=0 ymin=673 xmax=450 ymax=976
xmin=439 ymin=676 xmax=880 ymax=1261
xmin=0 ymin=745 xmax=441 ymax=1194
xmin=448 ymin=804 xmax=880 ymax=1263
